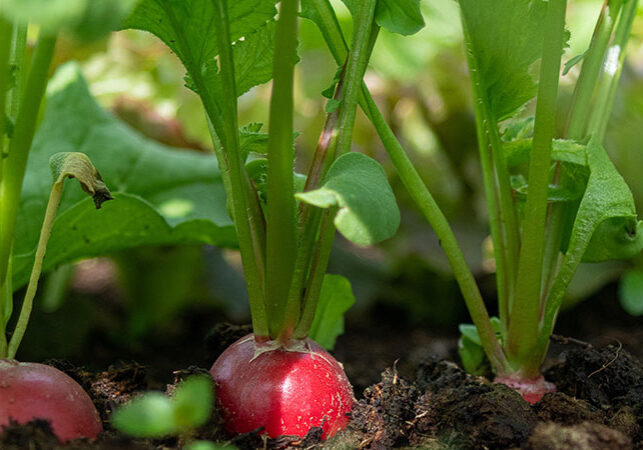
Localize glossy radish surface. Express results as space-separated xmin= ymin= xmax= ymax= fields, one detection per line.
xmin=209 ymin=334 xmax=353 ymax=439
xmin=0 ymin=360 xmax=103 ymax=442
xmin=495 ymin=374 xmax=556 ymax=404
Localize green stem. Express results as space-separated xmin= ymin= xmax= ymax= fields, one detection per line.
xmin=566 ymin=0 xmax=623 ymax=140
xmin=485 ymin=107 xmax=520 ymax=314
xmin=460 ymin=16 xmax=512 ymax=332
xmin=0 ymin=33 xmax=57 ymax=290
xmin=364 ymin=91 xmax=509 ymax=372
xmin=266 ymin=0 xmax=300 ymax=341
xmin=303 ymin=0 xmax=508 ymax=373
xmin=290 ymin=0 xmax=377 ymax=340
xmin=7 ymin=181 xmax=63 ymax=359
xmin=293 ymin=209 xmax=336 ymax=338
xmin=0 ymin=17 xmax=14 ymax=184
xmin=586 ymin=0 xmax=637 ymax=142
xmin=210 ymin=0 xmax=268 ymax=337
xmin=284 ymin=94 xmax=342 ymax=340
xmin=0 ymin=256 xmax=11 ymax=358
xmin=7 ymin=23 xmax=27 ymax=121
xmin=506 ymin=0 xmax=568 ymax=374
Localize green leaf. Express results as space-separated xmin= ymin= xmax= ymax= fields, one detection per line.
xmin=619 ymin=269 xmax=643 ymax=316
xmin=124 ymin=0 xmax=278 ymax=119
xmin=457 ymin=318 xmax=501 ymax=376
xmin=296 ymin=152 xmax=400 ymax=246
xmin=458 ymin=0 xmax=549 ymax=120
xmin=172 ymin=376 xmax=214 ymax=430
xmin=583 ymin=217 xmax=643 ymax=262
xmin=12 ymin=63 xmax=235 ymax=289
xmin=458 ymin=333 xmax=488 ymax=376
xmin=341 ymin=0 xmax=425 ymax=36
xmin=549 ymin=138 xmax=643 ymax=303
xmin=239 ymin=123 xmax=269 ymax=159
xmin=309 ymin=274 xmax=355 ymax=349
xmin=112 ymin=392 xmax=177 ymax=438
xmin=2 ymin=0 xmax=139 ymax=40
xmin=563 ymin=52 xmax=585 ymax=76
xmin=504 ymin=139 xmax=587 ymax=168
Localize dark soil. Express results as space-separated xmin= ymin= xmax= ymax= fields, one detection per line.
xmin=2 ymin=285 xmax=642 ymax=449
xmin=2 ymin=330 xmax=642 ymax=449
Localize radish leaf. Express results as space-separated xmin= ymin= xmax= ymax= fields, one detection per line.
xmin=341 ymin=0 xmax=424 ymax=36
xmin=548 ymin=138 xmax=643 ymax=305
xmin=172 ymin=376 xmax=214 ymax=430
xmin=309 ymin=274 xmax=355 ymax=349
xmin=458 ymin=0 xmax=550 ymax=120
xmin=12 ymin=64 xmax=235 ymax=289
xmin=124 ymin=0 xmax=278 ymax=113
xmin=296 ymin=152 xmax=400 ymax=246
xmin=2 ymin=0 xmax=138 ymax=40
xmin=112 ymin=393 xmax=177 ymax=437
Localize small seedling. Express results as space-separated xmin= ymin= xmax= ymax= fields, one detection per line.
xmin=112 ymin=375 xmax=232 ymax=449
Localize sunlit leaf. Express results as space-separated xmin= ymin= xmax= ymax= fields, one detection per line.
xmin=12 ymin=64 xmax=234 ymax=289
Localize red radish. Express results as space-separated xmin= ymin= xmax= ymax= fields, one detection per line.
xmin=210 ymin=334 xmax=353 ymax=439
xmin=495 ymin=373 xmax=556 ymax=404
xmin=0 ymin=360 xmax=103 ymax=442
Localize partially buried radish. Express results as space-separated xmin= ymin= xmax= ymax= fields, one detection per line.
xmin=210 ymin=334 xmax=353 ymax=439
xmin=0 ymin=360 xmax=103 ymax=442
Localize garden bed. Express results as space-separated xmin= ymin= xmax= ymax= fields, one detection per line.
xmin=2 ymin=290 xmax=641 ymax=450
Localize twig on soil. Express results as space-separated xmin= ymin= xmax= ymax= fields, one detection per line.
xmin=587 ymin=339 xmax=622 ymax=379
xmin=550 ymin=334 xmax=593 ymax=348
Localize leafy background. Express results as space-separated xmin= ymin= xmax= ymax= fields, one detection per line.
xmin=12 ymin=0 xmax=643 ymax=361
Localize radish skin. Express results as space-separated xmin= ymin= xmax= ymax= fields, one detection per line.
xmin=0 ymin=360 xmax=103 ymax=442
xmin=495 ymin=373 xmax=556 ymax=404
xmin=210 ymin=334 xmax=353 ymax=439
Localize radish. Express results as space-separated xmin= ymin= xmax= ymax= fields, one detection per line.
xmin=495 ymin=374 xmax=556 ymax=404
xmin=0 ymin=360 xmax=103 ymax=442
xmin=209 ymin=334 xmax=353 ymax=439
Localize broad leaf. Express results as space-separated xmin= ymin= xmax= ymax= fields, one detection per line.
xmin=2 ymin=0 xmax=138 ymax=40
xmin=458 ymin=0 xmax=549 ymax=120
xmin=12 ymin=64 xmax=234 ymax=289
xmin=309 ymin=274 xmax=355 ymax=349
xmin=123 ymin=0 xmax=278 ymax=116
xmin=112 ymin=392 xmax=177 ymax=437
xmin=172 ymin=376 xmax=214 ymax=430
xmin=296 ymin=152 xmax=400 ymax=246
xmin=457 ymin=318 xmax=501 ymax=376
xmin=549 ymin=138 xmax=643 ymax=305
xmin=340 ymin=0 xmax=425 ymax=36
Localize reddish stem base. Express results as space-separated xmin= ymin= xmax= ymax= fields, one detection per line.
xmin=495 ymin=374 xmax=556 ymax=404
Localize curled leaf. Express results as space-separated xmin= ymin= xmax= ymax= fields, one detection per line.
xmin=49 ymin=152 xmax=113 ymax=209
